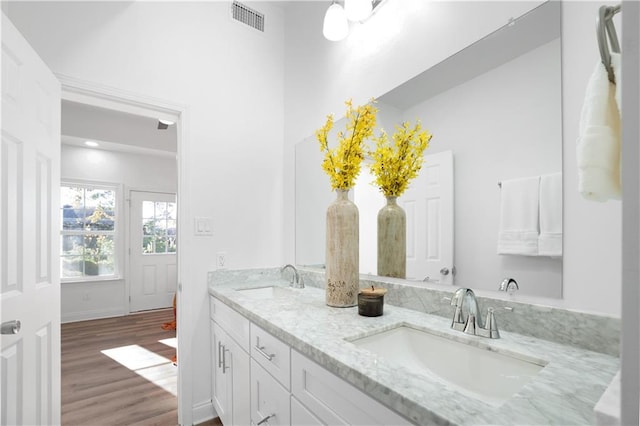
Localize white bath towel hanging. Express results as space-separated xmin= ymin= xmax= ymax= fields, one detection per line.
xmin=539 ymin=172 xmax=562 ymax=257
xmin=611 ymin=52 xmax=622 ymax=113
xmin=498 ymin=176 xmax=540 ymax=256
xmin=576 ymin=59 xmax=621 ymax=201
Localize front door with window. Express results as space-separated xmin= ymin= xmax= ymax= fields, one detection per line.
xmin=129 ymin=191 xmax=177 ymax=312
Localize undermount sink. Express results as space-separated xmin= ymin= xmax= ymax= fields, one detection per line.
xmin=350 ymin=325 xmax=546 ymax=406
xmin=236 ymin=286 xmax=293 ymax=299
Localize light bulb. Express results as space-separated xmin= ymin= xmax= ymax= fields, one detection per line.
xmin=323 ymin=3 xmax=349 ymax=41
xmin=344 ymin=0 xmax=372 ymax=22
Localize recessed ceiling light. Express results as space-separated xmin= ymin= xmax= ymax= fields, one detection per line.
xmin=84 ymin=141 xmax=99 ymax=147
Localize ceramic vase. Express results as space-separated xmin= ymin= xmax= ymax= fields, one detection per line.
xmin=325 ymin=189 xmax=359 ymax=307
xmin=377 ymin=196 xmax=406 ymax=278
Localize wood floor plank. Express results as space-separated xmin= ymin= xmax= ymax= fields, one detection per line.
xmin=62 ymin=310 xmax=178 ymax=425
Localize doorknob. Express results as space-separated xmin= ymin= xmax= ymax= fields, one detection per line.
xmin=440 ymin=268 xmax=450 ymax=276
xmin=1 ymin=320 xmax=21 ymax=335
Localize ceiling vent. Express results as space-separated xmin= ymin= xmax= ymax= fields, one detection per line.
xmin=231 ymin=1 xmax=265 ymax=32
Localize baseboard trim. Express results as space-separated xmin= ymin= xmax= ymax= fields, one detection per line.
xmin=192 ymin=399 xmax=215 ymax=425
xmin=62 ymin=308 xmax=127 ymax=323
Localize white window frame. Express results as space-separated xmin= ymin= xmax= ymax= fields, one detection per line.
xmin=60 ymin=180 xmax=123 ymax=283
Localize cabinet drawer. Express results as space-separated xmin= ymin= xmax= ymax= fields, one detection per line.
xmin=210 ymin=296 xmax=250 ymax=352
xmin=291 ymin=350 xmax=413 ymax=426
xmin=251 ymin=359 xmax=290 ymax=426
xmin=250 ymin=323 xmax=291 ymax=390
xmin=291 ymin=396 xmax=324 ymax=426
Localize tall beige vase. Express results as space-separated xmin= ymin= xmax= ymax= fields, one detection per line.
xmin=325 ymin=189 xmax=359 ymax=307
xmin=377 ymin=196 xmax=406 ymax=278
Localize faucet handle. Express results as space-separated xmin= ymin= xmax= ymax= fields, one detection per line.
xmin=463 ymin=313 xmax=477 ymax=335
xmin=484 ymin=307 xmax=500 ymax=339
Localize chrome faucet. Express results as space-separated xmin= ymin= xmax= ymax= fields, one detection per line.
xmin=281 ymin=264 xmax=304 ymax=288
xmin=449 ymin=288 xmax=499 ymax=339
xmin=499 ymin=278 xmax=519 ymax=294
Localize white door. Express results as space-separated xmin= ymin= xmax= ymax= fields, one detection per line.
xmin=1 ymin=13 xmax=61 ymax=425
xmin=129 ymin=191 xmax=177 ymax=312
xmin=402 ymin=150 xmax=454 ymax=284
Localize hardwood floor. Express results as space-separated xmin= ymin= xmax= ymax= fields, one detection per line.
xmin=62 ymin=310 xmax=179 ymax=425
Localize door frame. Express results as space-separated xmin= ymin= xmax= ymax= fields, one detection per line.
xmin=58 ymin=74 xmax=193 ymax=426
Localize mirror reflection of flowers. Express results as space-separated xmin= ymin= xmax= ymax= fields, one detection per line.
xmin=315 ymin=99 xmax=378 ymax=190
xmin=369 ymin=121 xmax=432 ymax=197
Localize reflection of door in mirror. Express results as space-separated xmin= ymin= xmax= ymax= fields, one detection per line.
xmin=404 ymin=151 xmax=454 ymax=285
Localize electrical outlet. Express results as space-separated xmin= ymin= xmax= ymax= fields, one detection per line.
xmin=216 ymin=252 xmax=227 ymax=270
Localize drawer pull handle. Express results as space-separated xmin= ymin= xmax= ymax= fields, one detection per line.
xmin=257 ymin=413 xmax=275 ymax=425
xmin=255 ymin=345 xmax=275 ymax=361
xmin=222 ymin=346 xmax=229 ymax=373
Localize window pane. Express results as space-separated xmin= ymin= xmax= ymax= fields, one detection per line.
xmin=83 ymin=235 xmax=114 ymax=276
xmin=154 ymin=237 xmax=168 ymax=253
xmin=61 ymin=256 xmax=84 ymax=278
xmin=61 ymin=235 xmax=83 ymax=256
xmin=143 ymin=236 xmax=155 ymax=254
xmin=167 ymin=202 xmax=177 ymax=220
xmin=166 ymin=220 xmax=176 ymax=236
xmin=62 ymin=209 xmax=84 ymax=230
xmin=143 ymin=201 xmax=155 ymax=219
xmin=167 ymin=236 xmax=177 ymax=253
xmin=143 ymin=219 xmax=157 ymax=236
xmin=156 ymin=219 xmax=168 ymax=235
xmin=155 ymin=202 xmax=168 ymax=219
xmin=85 ymin=189 xmax=115 ymax=231
xmin=61 ymin=186 xmax=84 ymax=209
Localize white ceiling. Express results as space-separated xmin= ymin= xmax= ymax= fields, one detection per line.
xmin=61 ymin=100 xmax=177 ymax=155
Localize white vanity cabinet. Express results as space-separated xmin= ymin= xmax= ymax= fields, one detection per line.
xmin=291 ymin=350 xmax=412 ymax=426
xmin=210 ymin=295 xmax=412 ymax=426
xmin=210 ymin=298 xmax=251 ymax=426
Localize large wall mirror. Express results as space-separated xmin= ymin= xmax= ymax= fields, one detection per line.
xmin=295 ymin=2 xmax=563 ymax=299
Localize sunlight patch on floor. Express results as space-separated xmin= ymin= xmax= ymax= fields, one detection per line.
xmin=159 ymin=337 xmax=177 ymax=349
xmin=101 ymin=344 xmax=177 ymax=396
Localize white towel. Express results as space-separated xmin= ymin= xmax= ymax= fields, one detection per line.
xmin=611 ymin=52 xmax=622 ymax=113
xmin=577 ymin=60 xmax=621 ymax=201
xmin=498 ymin=176 xmax=540 ymax=256
xmin=539 ymin=172 xmax=562 ymax=257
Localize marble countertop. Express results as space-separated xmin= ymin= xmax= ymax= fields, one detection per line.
xmin=208 ymin=271 xmax=619 ymax=425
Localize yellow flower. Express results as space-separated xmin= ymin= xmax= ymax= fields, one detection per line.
xmin=315 ymin=99 xmax=378 ymax=190
xmin=369 ymin=121 xmax=432 ymax=198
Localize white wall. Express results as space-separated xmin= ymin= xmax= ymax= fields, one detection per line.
xmin=285 ymin=1 xmax=622 ymax=316
xmin=60 ymin=145 xmax=177 ymax=322
xmin=6 ymin=2 xmax=285 ymax=423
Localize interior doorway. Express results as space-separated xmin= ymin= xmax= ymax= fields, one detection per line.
xmin=59 ymin=80 xmax=184 ymax=423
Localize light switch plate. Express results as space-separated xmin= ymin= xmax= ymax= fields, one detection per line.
xmin=194 ymin=217 xmax=213 ymax=236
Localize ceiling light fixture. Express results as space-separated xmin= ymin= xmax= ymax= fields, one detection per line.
xmin=84 ymin=140 xmax=99 ymax=147
xmin=157 ymin=119 xmax=175 ymax=130
xmin=322 ymin=0 xmax=383 ymax=41
xmin=323 ymin=2 xmax=349 ymax=42
xmin=344 ymin=0 xmax=372 ymax=22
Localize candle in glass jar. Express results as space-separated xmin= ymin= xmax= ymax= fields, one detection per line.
xmin=358 ymin=286 xmax=387 ymax=317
